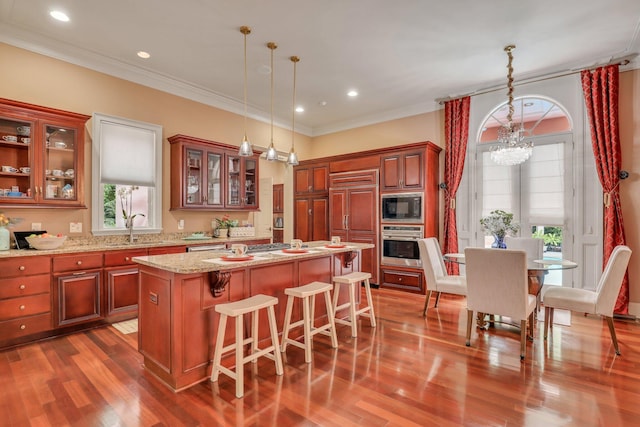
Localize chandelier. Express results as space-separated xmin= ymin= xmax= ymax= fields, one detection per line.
xmin=490 ymin=45 xmax=533 ymax=166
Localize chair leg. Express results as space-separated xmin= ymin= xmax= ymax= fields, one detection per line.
xmin=520 ymin=319 xmax=527 ymax=360
xmin=363 ymin=278 xmax=376 ymax=328
xmin=606 ymin=316 xmax=621 ymax=356
xmin=527 ymin=312 xmax=534 ymax=341
xmin=210 ymin=313 xmax=228 ymax=383
xmin=302 ymin=295 xmax=312 ymax=363
xmin=348 ymin=283 xmax=358 ymax=338
xmin=465 ymin=310 xmax=474 ymax=346
xmin=434 ymin=292 xmax=441 ymax=308
xmin=422 ymin=291 xmax=432 ymax=317
xmin=266 ymin=306 xmax=284 ymax=376
xmin=235 ymin=315 xmax=244 ymax=398
xmin=323 ymin=290 xmax=339 ymax=349
xmin=280 ymin=295 xmax=294 ymax=352
xmin=544 ymin=305 xmax=550 ymax=340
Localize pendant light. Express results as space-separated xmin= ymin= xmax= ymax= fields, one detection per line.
xmin=287 ymin=55 xmax=300 ymax=166
xmin=238 ymin=26 xmax=253 ymax=157
xmin=490 ymin=44 xmax=533 ymax=166
xmin=265 ymin=42 xmax=278 ymax=161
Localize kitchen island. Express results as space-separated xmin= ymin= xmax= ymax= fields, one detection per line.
xmin=132 ymin=241 xmax=373 ymax=392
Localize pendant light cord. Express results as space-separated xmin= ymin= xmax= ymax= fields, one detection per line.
xmin=241 ymin=26 xmax=251 ymax=140
xmin=291 ymin=56 xmax=299 ymax=151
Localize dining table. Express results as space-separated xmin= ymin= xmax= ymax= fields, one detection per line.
xmin=443 ymin=252 xmax=578 ymax=328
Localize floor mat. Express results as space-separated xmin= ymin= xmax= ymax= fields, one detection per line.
xmin=537 ymin=307 xmax=571 ymax=326
xmin=112 ymin=318 xmax=138 ymax=334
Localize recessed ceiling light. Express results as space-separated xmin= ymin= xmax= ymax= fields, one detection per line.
xmin=347 ymin=90 xmax=358 ymax=97
xmin=50 ymin=11 xmax=70 ymax=22
xmin=295 ymin=106 xmax=304 ymax=113
xmin=319 ymin=101 xmax=328 ymax=107
xmin=137 ymin=51 xmax=151 ymax=59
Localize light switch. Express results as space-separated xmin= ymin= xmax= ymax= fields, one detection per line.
xmin=178 ymin=219 xmax=184 ymax=230
xmin=31 ymin=223 xmax=42 ymax=231
xmin=69 ymin=222 xmax=82 ymax=233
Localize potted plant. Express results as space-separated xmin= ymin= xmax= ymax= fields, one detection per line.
xmin=479 ymin=210 xmax=520 ymax=248
xmin=213 ymin=215 xmax=238 ymax=238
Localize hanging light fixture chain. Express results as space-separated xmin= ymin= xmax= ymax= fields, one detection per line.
xmin=504 ymin=44 xmax=515 ymax=126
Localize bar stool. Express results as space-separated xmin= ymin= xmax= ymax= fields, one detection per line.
xmin=332 ymin=271 xmax=376 ymax=337
xmin=281 ymin=281 xmax=339 ymax=363
xmin=210 ymin=294 xmax=284 ymax=398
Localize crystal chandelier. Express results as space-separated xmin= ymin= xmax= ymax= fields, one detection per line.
xmin=490 ymin=45 xmax=533 ymax=166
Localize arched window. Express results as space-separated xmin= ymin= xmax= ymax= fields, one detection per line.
xmin=475 ymin=96 xmax=573 ymax=286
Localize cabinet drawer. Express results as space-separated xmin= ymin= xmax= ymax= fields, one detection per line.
xmin=104 ymin=249 xmax=148 ymax=267
xmin=0 ymin=313 xmax=52 ymax=341
xmin=0 ymin=256 xmax=52 ymax=279
xmin=329 ymin=170 xmax=378 ymax=188
xmin=382 ymin=269 xmax=422 ymax=287
xmin=53 ymin=253 xmax=103 ymax=272
xmin=0 ymin=274 xmax=50 ymax=299
xmin=0 ymin=293 xmax=51 ymax=321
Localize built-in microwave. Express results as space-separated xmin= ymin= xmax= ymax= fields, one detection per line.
xmin=381 ymin=192 xmax=423 ymax=223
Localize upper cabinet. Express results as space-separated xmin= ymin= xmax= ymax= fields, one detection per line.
xmin=169 ymin=134 xmax=260 ymax=210
xmin=273 ymin=183 xmax=284 ymax=213
xmin=381 ymin=150 xmax=424 ymax=192
xmin=294 ymin=163 xmax=329 ymax=195
xmin=0 ymin=98 xmax=90 ymax=207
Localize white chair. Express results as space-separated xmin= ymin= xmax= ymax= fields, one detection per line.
xmin=464 ymin=248 xmax=536 ymax=360
xmin=418 ymin=238 xmax=467 ymax=317
xmin=504 ymin=236 xmax=543 ymax=260
xmin=543 ymin=245 xmax=632 ymax=355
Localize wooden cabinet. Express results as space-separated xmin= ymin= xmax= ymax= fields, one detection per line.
xmin=169 ymin=134 xmax=260 ymax=210
xmin=380 ymin=266 xmax=424 ymax=293
xmin=273 ymin=183 xmax=284 ymax=213
xmin=0 ymin=256 xmax=52 ymax=344
xmin=294 ymin=163 xmax=329 ymax=195
xmin=381 ymin=150 xmax=424 ymax=191
xmin=104 ymin=248 xmax=147 ymax=322
xmin=329 ymin=170 xmax=379 ymax=284
xmin=53 ymin=253 xmax=103 ymax=327
xmin=0 ymin=98 xmax=90 ymax=207
xmin=294 ymin=196 xmax=329 ymax=242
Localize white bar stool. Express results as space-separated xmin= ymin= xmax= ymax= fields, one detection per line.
xmin=281 ymin=281 xmax=339 ymax=363
xmin=210 ymin=294 xmax=284 ymax=398
xmin=332 ymin=271 xmax=376 ymax=337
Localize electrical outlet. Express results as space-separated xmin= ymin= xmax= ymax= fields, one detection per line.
xmin=31 ymin=223 xmax=42 ymax=231
xmin=178 ymin=219 xmax=184 ymax=230
xmin=69 ymin=222 xmax=82 ymax=233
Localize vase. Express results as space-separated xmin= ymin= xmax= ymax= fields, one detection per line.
xmin=0 ymin=226 xmax=10 ymax=251
xmin=491 ymin=234 xmax=507 ymax=249
xmin=215 ymin=228 xmax=228 ymax=238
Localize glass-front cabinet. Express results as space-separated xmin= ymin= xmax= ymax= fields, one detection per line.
xmin=169 ymin=134 xmax=259 ymax=210
xmin=0 ymin=98 xmax=89 ymax=207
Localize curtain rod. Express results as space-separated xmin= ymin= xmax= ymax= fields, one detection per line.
xmin=435 ymin=53 xmax=638 ymax=105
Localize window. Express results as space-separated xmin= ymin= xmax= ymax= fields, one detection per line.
xmin=91 ymin=113 xmax=162 ymax=235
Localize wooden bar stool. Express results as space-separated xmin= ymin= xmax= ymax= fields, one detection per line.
xmin=210 ymin=294 xmax=284 ymax=398
xmin=281 ymin=281 xmax=339 ymax=363
xmin=332 ymin=272 xmax=376 ymax=338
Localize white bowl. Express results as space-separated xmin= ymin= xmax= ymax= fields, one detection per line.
xmin=26 ymin=235 xmax=67 ymax=250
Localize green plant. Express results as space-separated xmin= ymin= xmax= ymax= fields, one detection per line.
xmin=532 ymin=228 xmax=562 ymax=246
xmin=214 ymin=215 xmax=238 ymax=229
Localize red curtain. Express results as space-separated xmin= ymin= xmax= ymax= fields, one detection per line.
xmin=581 ymin=64 xmax=629 ymax=314
xmin=443 ymin=97 xmax=471 ymax=275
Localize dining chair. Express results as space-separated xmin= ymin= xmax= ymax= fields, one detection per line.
xmin=504 ymin=236 xmax=543 ymax=260
xmin=464 ymin=247 xmax=536 ymax=360
xmin=418 ymin=238 xmax=466 ymax=317
xmin=543 ymin=245 xmax=632 ymax=355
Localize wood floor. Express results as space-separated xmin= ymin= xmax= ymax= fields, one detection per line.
xmin=2 ymin=288 xmax=640 ymax=427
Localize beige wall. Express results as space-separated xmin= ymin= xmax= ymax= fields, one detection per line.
xmin=2 ymin=43 xmax=638 ymax=311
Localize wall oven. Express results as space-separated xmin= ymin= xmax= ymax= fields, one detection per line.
xmin=381 ymin=192 xmax=423 ymax=223
xmin=381 ymin=225 xmax=423 ymax=267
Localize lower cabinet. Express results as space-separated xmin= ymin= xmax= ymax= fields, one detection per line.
xmin=380 ymin=266 xmax=424 ymax=293
xmin=105 ymin=267 xmax=139 ymax=322
xmin=54 ymin=270 xmax=102 ymax=326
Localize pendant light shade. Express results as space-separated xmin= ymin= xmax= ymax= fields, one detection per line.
xmin=287 ymin=55 xmax=300 ymax=166
xmin=238 ymin=26 xmax=253 ymax=157
xmin=265 ymin=41 xmax=278 ymax=161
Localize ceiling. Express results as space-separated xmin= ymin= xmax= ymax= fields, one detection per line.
xmin=1 ymin=0 xmax=639 ymax=137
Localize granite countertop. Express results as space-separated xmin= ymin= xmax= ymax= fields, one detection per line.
xmin=0 ymin=233 xmax=272 ymax=259
xmin=132 ymin=241 xmax=374 ymax=274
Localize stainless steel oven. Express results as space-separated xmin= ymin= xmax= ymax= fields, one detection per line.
xmin=381 ymin=225 xmax=423 ymax=267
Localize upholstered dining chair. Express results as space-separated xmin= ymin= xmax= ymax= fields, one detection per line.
xmin=543 ymin=245 xmax=632 ymax=355
xmin=464 ymin=248 xmax=537 ymax=360
xmin=418 ymin=238 xmax=466 ymax=317
xmin=504 ymin=236 xmax=543 ymax=260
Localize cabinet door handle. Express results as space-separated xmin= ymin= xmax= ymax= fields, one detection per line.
xmin=19 ymin=284 xmax=26 ymax=290
xmin=125 ymin=257 xmax=130 ymax=261
xmin=76 ymin=261 xmax=82 ymax=266
xmin=19 ymin=305 xmax=25 ymax=311
xmin=345 ymin=215 xmax=349 ymax=230
xmin=19 ymin=266 xmax=25 ymax=271
xmin=20 ymin=324 xmax=26 ymax=330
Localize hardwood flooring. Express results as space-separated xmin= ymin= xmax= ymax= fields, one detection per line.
xmin=2 ymin=288 xmax=640 ymax=426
